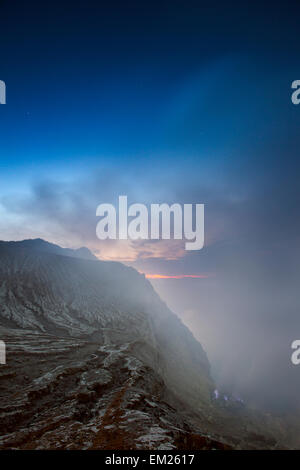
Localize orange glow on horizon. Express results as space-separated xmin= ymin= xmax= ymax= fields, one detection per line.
xmin=144 ymin=273 xmax=213 ymax=280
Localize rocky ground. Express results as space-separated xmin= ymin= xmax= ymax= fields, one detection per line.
xmin=0 ymin=328 xmax=231 ymax=450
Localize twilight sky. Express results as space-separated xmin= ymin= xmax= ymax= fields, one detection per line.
xmin=0 ymin=0 xmax=300 ymax=411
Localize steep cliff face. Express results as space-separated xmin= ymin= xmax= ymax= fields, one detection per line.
xmin=0 ymin=239 xmax=213 ymax=411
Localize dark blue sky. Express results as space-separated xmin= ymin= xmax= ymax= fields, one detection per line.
xmin=1 ymin=1 xmax=300 ymax=173
xmin=1 ymin=0 xmax=300 ymax=409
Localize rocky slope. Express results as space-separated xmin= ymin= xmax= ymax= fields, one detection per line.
xmin=0 ymin=239 xmax=296 ymax=449
xmin=0 ymin=239 xmax=213 ymax=411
